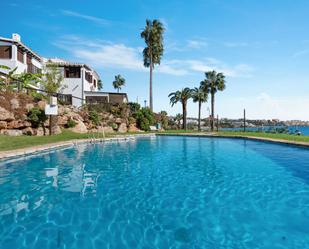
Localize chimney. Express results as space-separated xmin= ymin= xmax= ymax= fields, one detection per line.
xmin=12 ymin=33 xmax=21 ymax=42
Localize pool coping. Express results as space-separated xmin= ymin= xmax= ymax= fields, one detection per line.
xmin=1 ymin=132 xmax=309 ymax=160
xmin=0 ymin=134 xmax=156 ymax=161
xmin=157 ymin=133 xmax=309 ymax=148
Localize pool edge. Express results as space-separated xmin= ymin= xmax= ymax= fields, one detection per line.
xmin=0 ymin=134 xmax=156 ymax=161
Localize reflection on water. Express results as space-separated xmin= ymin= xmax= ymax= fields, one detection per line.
xmin=0 ymin=137 xmax=308 ymax=249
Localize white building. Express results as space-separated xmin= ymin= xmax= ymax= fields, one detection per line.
xmin=44 ymin=58 xmax=101 ymax=107
xmin=0 ymin=33 xmax=43 ymax=75
xmin=0 ymin=34 xmax=128 ymax=107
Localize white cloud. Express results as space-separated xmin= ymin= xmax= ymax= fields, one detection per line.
xmin=61 ymin=10 xmax=111 ymax=26
xmin=223 ymin=42 xmax=249 ymax=48
xmin=292 ymin=49 xmax=309 ymax=58
xmin=54 ymin=35 xmax=254 ymax=77
xmin=187 ymin=39 xmax=208 ymax=49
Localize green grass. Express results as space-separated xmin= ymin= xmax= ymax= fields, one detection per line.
xmin=217 ymin=131 xmax=309 ymax=143
xmin=0 ymin=130 xmax=113 ymax=151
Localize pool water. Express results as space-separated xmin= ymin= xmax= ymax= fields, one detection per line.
xmin=0 ymin=136 xmax=308 ymax=249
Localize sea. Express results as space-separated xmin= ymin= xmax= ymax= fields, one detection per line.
xmin=221 ymin=125 xmax=309 ymax=136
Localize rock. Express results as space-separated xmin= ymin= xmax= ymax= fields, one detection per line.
xmin=38 ymin=100 xmax=47 ymax=110
xmin=57 ymin=116 xmax=68 ymax=126
xmin=67 ymin=111 xmax=84 ymax=122
xmin=7 ymin=120 xmax=31 ymax=129
xmin=70 ymin=120 xmax=87 ymax=133
xmin=115 ymin=118 xmax=122 ymax=124
xmin=117 ymin=123 xmax=127 ymax=133
xmin=25 ymin=103 xmax=34 ymax=112
xmin=10 ymin=98 xmax=19 ymax=109
xmin=108 ymin=114 xmax=114 ymax=121
xmin=97 ymin=126 xmax=114 ymax=133
xmin=37 ymin=100 xmax=47 ymax=110
xmin=35 ymin=127 xmax=48 ymax=136
xmin=0 ymin=121 xmax=7 ymax=130
xmin=1 ymin=129 xmax=23 ymax=136
xmin=51 ymin=125 xmax=62 ymax=135
xmin=128 ymin=124 xmax=140 ymax=132
xmin=22 ymin=127 xmax=34 ymax=136
xmin=0 ymin=107 xmax=14 ymax=121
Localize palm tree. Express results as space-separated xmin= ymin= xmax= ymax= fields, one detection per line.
xmin=200 ymin=70 xmax=226 ymax=131
xmin=192 ymin=86 xmax=208 ymax=131
xmin=141 ymin=19 xmax=164 ymax=112
xmin=168 ymin=88 xmax=192 ymax=130
xmin=112 ymin=74 xmax=125 ymax=93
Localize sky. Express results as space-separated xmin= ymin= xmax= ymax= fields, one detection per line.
xmin=2 ymin=0 xmax=309 ymax=120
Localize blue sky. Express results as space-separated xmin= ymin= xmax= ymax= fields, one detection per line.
xmin=2 ymin=0 xmax=309 ymax=120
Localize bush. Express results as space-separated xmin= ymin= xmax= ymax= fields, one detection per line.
xmin=135 ymin=108 xmax=154 ymax=131
xmin=128 ymin=102 xmax=141 ymax=114
xmin=65 ymin=119 xmax=77 ymax=128
xmin=89 ymin=110 xmax=100 ymax=126
xmin=27 ymin=107 xmax=47 ymax=128
xmin=30 ymin=92 xmax=46 ymax=102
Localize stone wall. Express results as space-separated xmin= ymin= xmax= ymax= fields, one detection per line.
xmin=0 ymin=93 xmax=140 ymax=136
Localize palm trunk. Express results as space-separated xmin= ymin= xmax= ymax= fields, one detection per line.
xmin=211 ymin=92 xmax=215 ymax=131
xmin=117 ymin=88 xmax=119 ymax=93
xmin=182 ymin=101 xmax=187 ymax=130
xmin=198 ymin=100 xmax=201 ymax=131
xmin=149 ymin=53 xmax=153 ymax=112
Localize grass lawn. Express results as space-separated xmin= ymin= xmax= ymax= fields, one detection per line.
xmin=0 ymin=130 xmax=115 ymax=151
xmin=217 ymin=131 xmax=309 ymax=143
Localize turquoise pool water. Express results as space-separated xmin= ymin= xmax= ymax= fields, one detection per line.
xmin=0 ymin=136 xmax=308 ymax=249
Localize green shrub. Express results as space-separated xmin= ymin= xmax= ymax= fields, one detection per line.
xmin=66 ymin=119 xmax=77 ymax=128
xmin=89 ymin=110 xmax=100 ymax=126
xmin=135 ymin=108 xmax=154 ymax=131
xmin=128 ymin=102 xmax=141 ymax=114
xmin=27 ymin=107 xmax=47 ymax=128
xmin=30 ymin=92 xmax=46 ymax=102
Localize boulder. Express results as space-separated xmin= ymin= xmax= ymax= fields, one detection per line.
xmin=37 ymin=100 xmax=46 ymax=110
xmin=70 ymin=120 xmax=87 ymax=133
xmin=22 ymin=127 xmax=34 ymax=136
xmin=115 ymin=118 xmax=122 ymax=124
xmin=10 ymin=98 xmax=19 ymax=109
xmin=25 ymin=103 xmax=34 ymax=112
xmin=51 ymin=125 xmax=62 ymax=135
xmin=1 ymin=129 xmax=23 ymax=136
xmin=57 ymin=116 xmax=68 ymax=126
xmin=0 ymin=121 xmax=7 ymax=130
xmin=7 ymin=120 xmax=31 ymax=129
xmin=97 ymin=126 xmax=115 ymax=133
xmin=35 ymin=127 xmax=48 ymax=136
xmin=117 ymin=123 xmax=128 ymax=133
xmin=128 ymin=124 xmax=140 ymax=132
xmin=0 ymin=107 xmax=14 ymax=121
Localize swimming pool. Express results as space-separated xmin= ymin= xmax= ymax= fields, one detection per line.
xmin=0 ymin=136 xmax=308 ymax=248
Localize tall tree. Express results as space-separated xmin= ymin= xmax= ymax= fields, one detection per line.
xmin=200 ymin=70 xmax=226 ymax=131
xmin=112 ymin=74 xmax=125 ymax=93
xmin=168 ymin=88 xmax=192 ymax=130
xmin=141 ymin=19 xmax=164 ymax=112
xmin=192 ymin=86 xmax=208 ymax=131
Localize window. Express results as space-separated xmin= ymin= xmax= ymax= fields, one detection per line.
xmin=17 ymin=48 xmax=24 ymax=63
xmin=93 ymin=79 xmax=97 ymax=88
xmin=0 ymin=46 xmax=12 ymax=59
xmin=85 ymin=72 xmax=93 ymax=83
xmin=64 ymin=66 xmax=81 ymax=78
